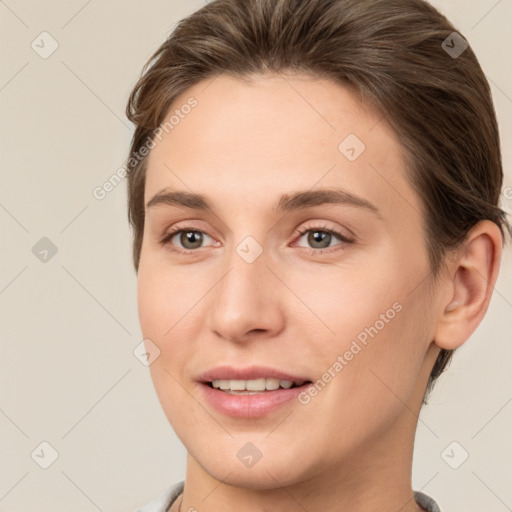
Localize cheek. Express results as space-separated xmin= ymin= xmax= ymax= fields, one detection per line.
xmin=137 ymin=262 xmax=203 ymax=432
xmin=326 ymin=292 xmax=431 ymax=436
xmin=137 ymin=252 xmax=201 ymax=339
xmin=286 ymin=263 xmax=407 ymax=354
xmin=137 ymin=267 xmax=166 ymax=341
xmin=136 ymin=254 xmax=217 ymax=385
xmin=136 ymin=259 xmax=195 ymax=404
xmin=291 ymin=262 xmax=429 ymax=421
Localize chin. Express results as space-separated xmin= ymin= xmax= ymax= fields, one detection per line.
xmin=186 ymin=435 xmax=319 ymax=491
xmin=202 ymin=457 xmax=307 ymax=490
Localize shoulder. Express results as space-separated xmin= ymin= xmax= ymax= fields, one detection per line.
xmin=414 ymin=490 xmax=442 ymax=512
xmin=134 ymin=481 xmax=185 ymax=512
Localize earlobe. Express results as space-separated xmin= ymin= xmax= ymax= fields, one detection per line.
xmin=433 ymin=220 xmax=503 ymax=351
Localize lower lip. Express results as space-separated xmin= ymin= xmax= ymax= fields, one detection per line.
xmin=198 ymin=382 xmax=311 ymax=418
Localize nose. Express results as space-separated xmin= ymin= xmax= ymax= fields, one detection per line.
xmin=205 ymin=247 xmax=286 ymax=344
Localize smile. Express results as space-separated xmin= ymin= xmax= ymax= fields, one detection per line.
xmin=196 ymin=365 xmax=312 ymax=417
xmin=210 ymin=377 xmax=307 ymax=393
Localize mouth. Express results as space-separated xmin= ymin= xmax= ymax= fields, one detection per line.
xmin=205 ymin=377 xmax=311 ymax=394
xmin=196 ymin=366 xmax=313 ymax=417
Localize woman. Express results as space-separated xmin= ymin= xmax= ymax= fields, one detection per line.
xmin=125 ymin=0 xmax=510 ymax=510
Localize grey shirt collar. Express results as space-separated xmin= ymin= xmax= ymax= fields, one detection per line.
xmin=136 ymin=481 xmax=442 ymax=512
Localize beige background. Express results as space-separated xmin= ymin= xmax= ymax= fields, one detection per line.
xmin=1 ymin=0 xmax=511 ymax=510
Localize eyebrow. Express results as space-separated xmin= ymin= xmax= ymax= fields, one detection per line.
xmin=145 ymin=188 xmax=383 ymax=219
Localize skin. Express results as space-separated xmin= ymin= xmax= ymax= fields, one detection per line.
xmin=136 ymin=72 xmax=502 ymax=512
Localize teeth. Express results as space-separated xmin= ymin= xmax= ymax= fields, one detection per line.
xmin=230 ymin=380 xmax=246 ymax=391
xmin=211 ymin=378 xmax=299 ymax=392
xmin=247 ymin=378 xmax=267 ymax=391
xmin=265 ymin=378 xmax=280 ymax=391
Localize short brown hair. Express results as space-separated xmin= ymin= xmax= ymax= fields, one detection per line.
xmin=124 ymin=0 xmax=511 ymax=401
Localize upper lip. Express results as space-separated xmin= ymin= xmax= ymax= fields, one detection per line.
xmin=197 ymin=365 xmax=311 ymax=385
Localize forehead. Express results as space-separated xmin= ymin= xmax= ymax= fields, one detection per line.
xmin=144 ymin=72 xmax=422 ymax=222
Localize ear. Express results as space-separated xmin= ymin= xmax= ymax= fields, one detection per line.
xmin=434 ymin=220 xmax=503 ymax=350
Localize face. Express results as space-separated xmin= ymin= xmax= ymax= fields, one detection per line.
xmin=137 ymin=72 xmax=443 ymax=489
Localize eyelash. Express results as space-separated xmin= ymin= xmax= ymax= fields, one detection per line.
xmin=158 ymin=223 xmax=355 ymax=256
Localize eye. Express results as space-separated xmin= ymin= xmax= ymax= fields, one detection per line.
xmin=159 ymin=228 xmax=216 ymax=253
xmin=293 ymin=224 xmax=354 ymax=253
xmin=159 ymin=223 xmax=355 ymax=255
